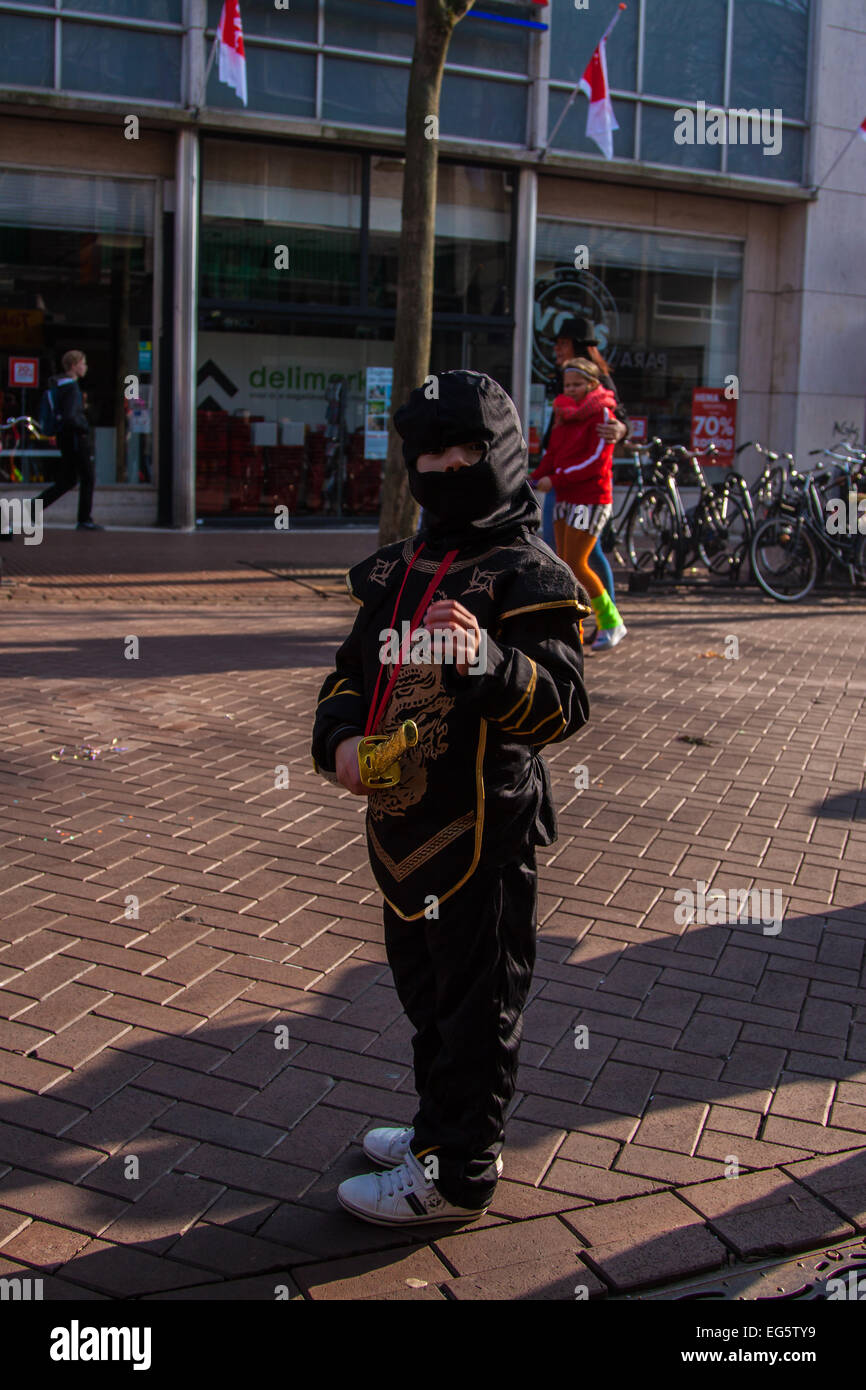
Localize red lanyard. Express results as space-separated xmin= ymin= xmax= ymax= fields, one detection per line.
xmin=365 ymin=543 xmax=458 ymax=736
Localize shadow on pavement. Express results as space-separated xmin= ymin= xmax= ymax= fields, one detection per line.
xmin=1 ymin=900 xmax=864 ymax=1301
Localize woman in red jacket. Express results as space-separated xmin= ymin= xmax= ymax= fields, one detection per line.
xmin=531 ymin=359 xmax=627 ymax=651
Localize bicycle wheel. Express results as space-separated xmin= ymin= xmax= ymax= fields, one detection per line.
xmin=750 ymin=517 xmax=818 ymax=602
xmin=697 ymin=496 xmax=752 ymax=580
xmin=625 ymin=488 xmax=681 ymax=576
xmin=752 ymin=466 xmax=786 ymax=520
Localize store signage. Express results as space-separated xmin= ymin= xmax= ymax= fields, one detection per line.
xmin=364 ymin=367 xmax=393 ymax=461
xmin=196 ymin=333 xmax=392 ymax=436
xmin=628 ymin=416 xmax=648 ymax=442
xmin=8 ymin=357 xmax=39 ymax=387
xmin=691 ymin=387 xmax=736 ymax=465
xmin=137 ymin=341 xmax=152 ymax=372
xmin=533 ymin=268 xmax=620 ymax=381
xmin=0 ymin=310 xmax=43 ymax=349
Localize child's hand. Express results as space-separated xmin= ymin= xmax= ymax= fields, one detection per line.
xmin=424 ymin=600 xmax=481 ymax=677
xmin=334 ymin=735 xmax=370 ymax=796
xmin=533 ymin=476 xmax=553 ymax=493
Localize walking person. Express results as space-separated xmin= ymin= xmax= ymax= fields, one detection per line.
xmin=532 ymin=358 xmax=627 ymax=651
xmin=541 ymin=318 xmax=626 ymax=616
xmin=36 ymin=350 xmax=103 ymax=531
xmin=312 ymin=371 xmax=590 ymax=1224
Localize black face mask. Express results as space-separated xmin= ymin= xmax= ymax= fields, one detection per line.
xmin=407 ymin=455 xmax=504 ymax=526
xmin=394 ymin=371 xmax=540 ymax=552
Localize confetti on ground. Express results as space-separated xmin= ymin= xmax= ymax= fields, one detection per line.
xmin=698 ymin=650 xmax=723 ymax=659
xmin=50 ymin=736 xmax=129 ymax=763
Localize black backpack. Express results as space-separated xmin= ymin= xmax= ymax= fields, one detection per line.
xmin=38 ymin=382 xmax=64 ymax=438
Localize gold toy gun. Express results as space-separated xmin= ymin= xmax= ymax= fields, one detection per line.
xmin=357 ymin=720 xmax=419 ymax=789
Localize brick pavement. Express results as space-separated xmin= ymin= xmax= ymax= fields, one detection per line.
xmin=0 ymin=530 xmax=865 ymax=1299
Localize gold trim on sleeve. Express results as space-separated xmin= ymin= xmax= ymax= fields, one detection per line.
xmin=504 ymin=660 xmax=537 ymax=731
xmin=316 ymin=678 xmax=362 ymax=707
xmin=496 ymin=598 xmax=592 ymax=624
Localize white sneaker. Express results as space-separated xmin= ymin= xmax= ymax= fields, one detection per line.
xmin=591 ymin=624 xmax=627 ymax=652
xmin=338 ymin=1149 xmax=488 ymax=1227
xmin=362 ymin=1125 xmax=504 ymax=1176
xmin=362 ymin=1126 xmax=415 ymax=1168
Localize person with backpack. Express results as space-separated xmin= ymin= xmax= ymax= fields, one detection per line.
xmin=36 ymin=350 xmax=103 ymax=531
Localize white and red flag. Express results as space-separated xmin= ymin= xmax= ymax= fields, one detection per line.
xmin=859 ymin=116 xmax=866 ymax=141
xmin=216 ymin=0 xmax=247 ymax=107
xmin=578 ymin=4 xmax=626 ymax=159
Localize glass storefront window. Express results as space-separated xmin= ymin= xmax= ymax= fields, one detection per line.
xmin=194 ymin=318 xmax=514 ymax=523
xmin=368 ymin=161 xmax=514 ymax=316
xmin=533 ymin=220 xmax=742 ymax=461
xmin=200 ymin=142 xmax=362 ymax=306
xmin=197 ymin=140 xmax=516 ymax=524
xmin=0 ymin=169 xmax=155 ymax=489
xmin=195 ymin=319 xmax=394 ymax=521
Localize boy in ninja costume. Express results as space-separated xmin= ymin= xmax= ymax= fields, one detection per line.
xmin=311 ymin=371 xmax=590 ymax=1225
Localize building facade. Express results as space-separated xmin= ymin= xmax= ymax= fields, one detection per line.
xmin=0 ymin=0 xmax=863 ymax=527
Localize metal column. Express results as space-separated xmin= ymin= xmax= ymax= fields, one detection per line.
xmin=512 ymin=167 xmax=538 ymax=434
xmin=172 ymin=128 xmax=199 ymax=530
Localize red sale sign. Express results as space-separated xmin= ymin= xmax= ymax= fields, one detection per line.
xmin=691 ymin=388 xmax=736 ymax=464
xmin=9 ymin=356 xmax=39 ymax=388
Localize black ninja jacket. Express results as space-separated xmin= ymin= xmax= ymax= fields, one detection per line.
xmin=311 ymin=544 xmax=593 ymax=923
xmin=311 ymin=371 xmax=592 ymax=921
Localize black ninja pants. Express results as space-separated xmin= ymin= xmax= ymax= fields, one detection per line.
xmin=383 ymin=844 xmax=537 ymax=1210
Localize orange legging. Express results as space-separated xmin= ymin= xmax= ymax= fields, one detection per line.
xmin=554 ymin=520 xmax=605 ymax=600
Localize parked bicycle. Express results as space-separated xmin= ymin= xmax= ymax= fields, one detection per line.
xmin=750 ymin=459 xmax=866 ymax=601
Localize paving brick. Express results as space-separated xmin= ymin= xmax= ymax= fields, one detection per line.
xmin=768 ymin=1073 xmax=835 ymax=1125
xmin=585 ymin=1060 xmax=658 ymax=1114
xmin=255 ymin=1199 xmax=414 ymax=1259
xmin=266 ymin=1105 xmax=364 ymax=1172
xmin=14 ymin=982 xmax=112 ymax=1034
xmin=434 ymin=1214 xmax=580 ymax=1277
xmin=0 ymin=1220 xmax=92 ymax=1271
xmin=296 ymin=1245 xmax=453 ymax=1299
xmin=132 ymin=1061 xmax=254 ymax=1114
xmin=0 ymin=1170 xmax=127 ymax=1236
xmin=555 ymin=1130 xmax=620 ymax=1169
xmin=761 ymin=1115 xmax=866 ymax=1154
xmin=614 ymin=1144 xmax=726 ymax=1186
xmin=0 ymin=1122 xmax=104 ymax=1184
xmin=516 ymin=1094 xmax=639 ymax=1141
xmin=177 ymin=1143 xmax=313 ymax=1203
xmin=164 ymin=1220 xmax=307 ymax=1276
xmin=153 ymin=1101 xmax=283 ymax=1156
xmin=145 ymin=1270 xmax=304 ymax=1300
xmin=0 ymin=1206 xmax=32 ymax=1245
xmin=62 ymin=1087 xmax=174 ymax=1154
xmin=444 ymin=1250 xmax=604 ymax=1301
xmin=56 ymin=1238 xmax=221 ymax=1297
xmin=32 ymin=1014 xmax=132 ymax=1069
xmin=487 ymin=1179 xmax=591 ymax=1220
xmin=199 ymin=1189 xmax=279 ymax=1235
xmin=544 ymin=1157 xmax=665 ymax=1201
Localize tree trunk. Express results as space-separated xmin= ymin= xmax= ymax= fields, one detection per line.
xmin=378 ymin=0 xmax=474 ymax=547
